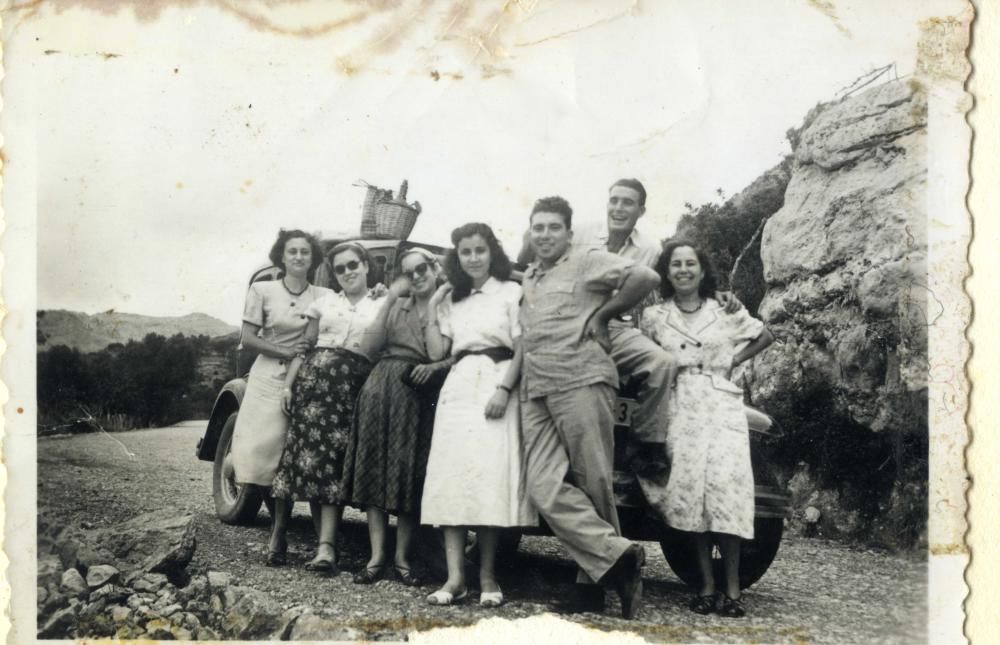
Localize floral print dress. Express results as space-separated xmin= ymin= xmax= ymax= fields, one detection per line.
xmin=640 ymin=300 xmax=764 ymax=539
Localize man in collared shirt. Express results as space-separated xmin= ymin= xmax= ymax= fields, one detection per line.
xmin=518 ymin=179 xmax=674 ymax=446
xmin=519 ymin=196 xmax=660 ymax=619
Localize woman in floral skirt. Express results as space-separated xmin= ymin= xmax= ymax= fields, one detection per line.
xmin=271 ymin=242 xmax=385 ymax=574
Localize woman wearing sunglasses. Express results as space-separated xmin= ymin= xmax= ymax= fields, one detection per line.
xmin=420 ymin=223 xmax=536 ymax=607
xmin=341 ymin=248 xmax=453 ymax=586
xmin=270 ymin=242 xmax=385 ymax=574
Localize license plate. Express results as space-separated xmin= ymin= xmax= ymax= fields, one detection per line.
xmin=614 ymin=397 xmax=637 ymax=427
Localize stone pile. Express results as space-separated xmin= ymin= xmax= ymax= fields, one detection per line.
xmin=36 ymin=509 xmax=364 ymax=640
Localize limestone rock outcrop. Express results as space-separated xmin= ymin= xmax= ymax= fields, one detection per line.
xmin=750 ymin=78 xmax=928 ymax=546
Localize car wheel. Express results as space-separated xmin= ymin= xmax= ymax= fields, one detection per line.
xmin=660 ymin=442 xmax=785 ymax=590
xmin=660 ymin=516 xmax=783 ymax=590
xmin=212 ymin=411 xmax=265 ymax=525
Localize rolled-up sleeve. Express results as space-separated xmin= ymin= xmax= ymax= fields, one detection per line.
xmin=581 ymin=250 xmax=633 ymax=294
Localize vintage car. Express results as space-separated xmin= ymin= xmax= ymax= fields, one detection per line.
xmin=196 ymin=236 xmax=791 ymax=590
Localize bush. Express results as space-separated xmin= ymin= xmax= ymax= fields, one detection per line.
xmin=37 ymin=333 xmax=219 ymax=431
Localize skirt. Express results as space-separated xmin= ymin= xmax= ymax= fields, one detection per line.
xmin=420 ymin=355 xmax=537 ymax=527
xmin=342 ymin=357 xmax=440 ymax=515
xmin=232 ymin=355 xmax=289 ymax=486
xmin=271 ymin=347 xmax=372 ymax=504
xmin=652 ymin=372 xmax=755 ymax=539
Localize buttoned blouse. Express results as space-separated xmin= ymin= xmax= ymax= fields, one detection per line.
xmin=640 ymin=299 xmax=764 ymax=387
xmin=519 ymin=246 xmax=634 ymax=399
xmin=242 ymin=281 xmax=333 ymax=346
xmin=382 ymin=296 xmax=432 ymax=362
xmin=304 ymin=289 xmax=385 ymax=355
xmin=438 ymin=277 xmax=522 ymax=354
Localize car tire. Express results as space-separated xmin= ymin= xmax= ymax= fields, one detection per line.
xmin=212 ymin=411 xmax=265 ymax=525
xmin=660 ymin=516 xmax=783 ymax=590
xmin=659 ymin=442 xmax=785 ymax=590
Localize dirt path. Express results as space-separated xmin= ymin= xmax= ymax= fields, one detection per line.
xmin=38 ymin=423 xmax=928 ymax=643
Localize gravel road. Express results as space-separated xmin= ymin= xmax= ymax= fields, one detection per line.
xmin=38 ymin=423 xmax=928 ymax=643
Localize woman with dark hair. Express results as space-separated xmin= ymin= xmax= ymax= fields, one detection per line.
xmin=232 ymin=229 xmax=330 ymax=566
xmin=418 ymin=223 xmax=535 ymax=607
xmin=270 ymin=241 xmax=385 ymax=573
xmin=640 ymin=240 xmax=774 ymax=618
xmin=341 ymin=248 xmax=453 ymax=586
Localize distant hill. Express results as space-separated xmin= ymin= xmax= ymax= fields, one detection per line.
xmin=37 ymin=310 xmax=239 ymax=353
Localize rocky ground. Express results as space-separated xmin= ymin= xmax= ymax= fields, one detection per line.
xmin=36 ymin=422 xmax=928 ymax=642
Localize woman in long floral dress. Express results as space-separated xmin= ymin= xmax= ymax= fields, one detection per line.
xmin=640 ymin=240 xmax=773 ymax=618
xmin=270 ymin=242 xmax=385 ymax=574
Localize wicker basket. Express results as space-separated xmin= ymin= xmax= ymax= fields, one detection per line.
xmin=374 ymin=180 xmax=422 ymax=240
xmin=357 ymin=180 xmax=393 ymax=238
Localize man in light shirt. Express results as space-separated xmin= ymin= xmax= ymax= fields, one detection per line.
xmin=518 ymin=179 xmax=674 ymax=447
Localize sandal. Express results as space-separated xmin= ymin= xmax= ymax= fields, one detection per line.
xmin=426 ymin=588 xmax=468 ymax=606
xmin=716 ymin=593 xmax=746 ymax=618
xmin=353 ymin=563 xmax=389 ymax=585
xmin=479 ymin=588 xmax=504 ymax=608
xmin=688 ymin=594 xmax=716 ymax=615
xmin=304 ymin=541 xmax=338 ymax=574
xmin=265 ymin=535 xmax=287 ymax=567
xmin=393 ymin=565 xmax=422 ymax=587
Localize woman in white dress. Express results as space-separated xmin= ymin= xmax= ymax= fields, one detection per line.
xmin=421 ymin=223 xmax=536 ymax=607
xmin=231 ymin=229 xmax=331 ymax=566
xmin=640 ymin=240 xmax=774 ymax=618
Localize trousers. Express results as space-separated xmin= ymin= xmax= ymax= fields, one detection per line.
xmin=609 ymin=325 xmax=676 ymax=443
xmin=521 ymin=383 xmax=632 ymax=583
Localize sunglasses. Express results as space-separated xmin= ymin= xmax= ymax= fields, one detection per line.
xmin=333 ymin=260 xmax=362 ymax=275
xmin=401 ymin=262 xmax=430 ymax=280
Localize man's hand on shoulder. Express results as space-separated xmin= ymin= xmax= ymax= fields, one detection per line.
xmin=715 ymin=290 xmax=743 ymax=314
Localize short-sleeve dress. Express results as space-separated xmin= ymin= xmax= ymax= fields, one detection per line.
xmin=271 ymin=290 xmax=383 ymax=504
xmin=342 ymin=296 xmax=443 ymax=516
xmin=232 ymin=281 xmax=331 ymax=486
xmin=420 ymin=278 xmax=537 ymax=527
xmin=640 ymin=300 xmax=765 ymax=539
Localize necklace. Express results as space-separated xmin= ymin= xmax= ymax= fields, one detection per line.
xmin=674 ymin=298 xmax=703 ymax=314
xmin=282 ymin=277 xmax=308 ymax=297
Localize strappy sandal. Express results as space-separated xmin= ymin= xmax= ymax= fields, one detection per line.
xmin=426 ymin=588 xmax=468 ymax=606
xmin=716 ymin=593 xmax=746 ymax=618
xmin=393 ymin=565 xmax=422 ymax=587
xmin=353 ymin=563 xmax=389 ymax=585
xmin=688 ymin=593 xmax=716 ymax=615
xmin=304 ymin=541 xmax=338 ymax=574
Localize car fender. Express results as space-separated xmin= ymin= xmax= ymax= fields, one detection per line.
xmin=196 ymin=378 xmax=247 ymax=461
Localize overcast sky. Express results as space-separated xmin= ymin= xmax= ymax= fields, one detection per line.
xmin=8 ymin=0 xmax=960 ymax=325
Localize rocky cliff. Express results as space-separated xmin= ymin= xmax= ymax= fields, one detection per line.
xmin=749 ymin=78 xmax=928 ymax=548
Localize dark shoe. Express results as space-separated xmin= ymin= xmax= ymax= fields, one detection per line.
xmin=265 ymin=536 xmax=288 ymax=567
xmin=353 ymin=563 xmax=389 ymax=585
xmin=393 ymin=565 xmax=422 ymax=587
xmin=716 ymin=593 xmax=746 ymax=618
xmin=553 ymin=585 xmax=605 ymax=614
xmin=688 ymin=594 xmax=716 ymax=615
xmin=603 ymin=544 xmax=645 ymax=620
